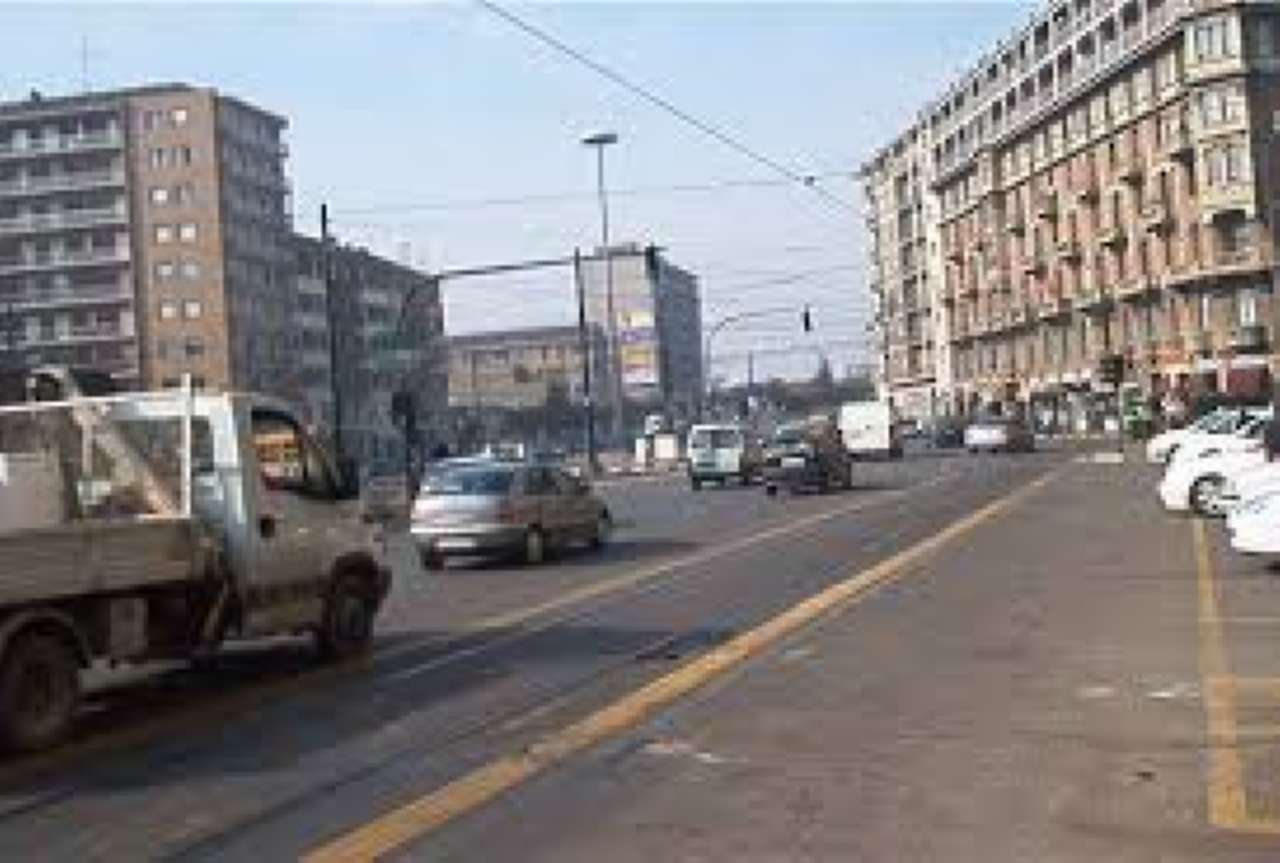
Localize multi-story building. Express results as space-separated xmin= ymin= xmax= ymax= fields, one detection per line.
xmin=865 ymin=0 xmax=1280 ymax=428
xmin=447 ymin=324 xmax=607 ymax=412
xmin=0 ymin=83 xmax=293 ymax=396
xmin=580 ymin=244 xmax=703 ymax=418
xmin=294 ymin=235 xmax=446 ymax=468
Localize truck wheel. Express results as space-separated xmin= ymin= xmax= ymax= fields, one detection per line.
xmin=524 ymin=527 xmax=547 ymax=565
xmin=317 ymin=575 xmax=374 ymax=660
xmin=0 ymin=630 xmax=80 ymax=752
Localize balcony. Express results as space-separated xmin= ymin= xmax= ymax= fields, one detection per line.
xmin=1098 ymin=225 xmax=1128 ymax=249
xmin=1072 ymin=173 xmax=1099 ymax=204
xmin=0 ymin=247 xmax=130 ymax=276
xmin=0 ymin=131 xmax=123 ymax=161
xmin=1116 ymin=275 xmax=1157 ymax=299
xmin=1185 ymin=331 xmax=1214 ymax=356
xmin=986 ymin=270 xmax=1010 ymax=294
xmin=1159 ymin=124 xmax=1193 ymax=162
xmin=0 ymin=282 xmax=132 ymax=312
xmin=945 ymin=245 xmax=965 ymax=264
xmin=1039 ymin=295 xmax=1074 ymax=320
xmin=0 ymin=206 xmax=128 ymax=237
xmin=1140 ymin=201 xmax=1173 ymax=234
xmin=1073 ymin=285 xmax=1112 ymax=311
xmin=1230 ymin=324 xmax=1268 ymax=354
xmin=1056 ymin=238 xmax=1082 ymax=263
xmin=1005 ymin=215 xmax=1027 ymax=236
xmin=1200 ymin=182 xmax=1257 ymax=221
xmin=1022 ymin=254 xmax=1047 ymax=276
xmin=1033 ymin=192 xmax=1059 ymax=222
xmin=1113 ymin=151 xmax=1143 ymax=185
xmin=0 ymin=169 xmax=126 ymax=199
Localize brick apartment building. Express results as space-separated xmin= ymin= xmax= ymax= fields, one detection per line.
xmin=864 ymin=0 xmax=1280 ymax=428
xmin=0 ymin=83 xmax=294 ymax=397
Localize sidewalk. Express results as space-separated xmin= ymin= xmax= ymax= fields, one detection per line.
xmin=447 ymin=462 xmax=1280 ymax=861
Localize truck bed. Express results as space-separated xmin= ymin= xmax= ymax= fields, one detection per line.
xmin=0 ymin=518 xmax=205 ymax=605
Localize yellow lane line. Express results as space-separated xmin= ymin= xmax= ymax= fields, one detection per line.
xmin=303 ymin=469 xmax=1059 ymax=862
xmin=378 ymin=471 xmax=956 ymax=678
xmin=0 ymin=468 xmax=955 ymax=787
xmin=1193 ymin=519 xmax=1252 ymax=830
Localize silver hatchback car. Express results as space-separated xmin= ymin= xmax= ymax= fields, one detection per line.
xmin=411 ymin=463 xmax=612 ymax=568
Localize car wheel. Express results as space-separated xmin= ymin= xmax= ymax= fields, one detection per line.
xmin=420 ymin=547 xmax=444 ymax=571
xmin=590 ymin=511 xmax=612 ymax=549
xmin=765 ymin=483 xmax=778 ymax=497
xmin=524 ymin=526 xmax=547 ymax=565
xmin=1190 ymin=475 xmax=1227 ymax=517
xmin=316 ymin=574 xmax=375 ymax=660
xmin=0 ymin=631 xmax=80 ymax=752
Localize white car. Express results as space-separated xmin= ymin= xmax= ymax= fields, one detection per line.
xmin=1169 ymin=409 xmax=1271 ymax=466
xmin=1158 ymin=444 xmax=1266 ymax=516
xmin=1227 ymin=489 xmax=1280 ymax=555
xmin=1146 ymin=408 xmax=1262 ymax=464
xmin=1217 ymin=460 xmax=1280 ymax=515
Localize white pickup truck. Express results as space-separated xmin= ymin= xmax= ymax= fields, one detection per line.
xmin=0 ymin=376 xmax=391 ymax=750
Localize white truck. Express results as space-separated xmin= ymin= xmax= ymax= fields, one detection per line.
xmin=0 ymin=375 xmax=391 ymax=750
xmin=837 ymin=400 xmax=903 ymax=460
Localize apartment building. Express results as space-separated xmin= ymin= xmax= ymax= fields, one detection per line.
xmin=447 ymin=324 xmax=607 ymax=411
xmin=865 ymin=0 xmax=1280 ymax=428
xmin=0 ymin=83 xmax=293 ymax=396
xmin=580 ymin=244 xmax=703 ymax=417
xmin=294 ymin=235 xmax=446 ymax=468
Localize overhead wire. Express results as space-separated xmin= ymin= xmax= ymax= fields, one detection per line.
xmin=473 ymin=0 xmax=858 ymax=215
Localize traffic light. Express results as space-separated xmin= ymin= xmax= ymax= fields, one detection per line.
xmin=802 ymin=305 xmax=813 ymax=333
xmin=1098 ymin=353 xmax=1124 ymax=385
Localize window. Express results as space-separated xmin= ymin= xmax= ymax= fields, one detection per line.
xmin=149 ymin=148 xmax=166 ymax=168
xmin=178 ymin=223 xmax=197 ymax=242
xmin=180 ymin=146 xmax=192 ymax=166
xmin=174 ymin=183 xmax=196 ymax=204
xmin=149 ymin=187 xmax=170 ymax=205
xmin=1225 ymin=142 xmax=1246 ymax=181
xmin=154 ymin=261 xmax=175 ymax=280
xmin=159 ymin=301 xmax=178 ymax=320
xmin=251 ymin=410 xmax=335 ymax=499
xmin=184 ymin=337 xmax=205 ymax=357
xmin=155 ymin=224 xmax=174 ymax=244
xmin=171 ymin=107 xmax=188 ymax=126
xmin=180 ymin=260 xmax=200 ymax=279
xmin=1238 ymin=288 xmax=1258 ymax=326
xmin=182 ymin=299 xmax=202 ymax=320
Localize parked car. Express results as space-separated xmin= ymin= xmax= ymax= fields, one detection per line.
xmin=763 ymin=419 xmax=852 ymax=495
xmin=1157 ymin=444 xmax=1265 ymax=516
xmin=687 ymin=423 xmax=763 ymax=489
xmin=964 ymin=416 xmax=1035 ymax=453
xmin=929 ymin=418 xmax=967 ymax=449
xmin=1146 ymin=406 xmax=1268 ymax=465
xmin=1227 ymin=488 xmax=1280 ymax=555
xmin=411 ymin=462 xmax=612 ymax=568
xmin=1169 ymin=409 xmax=1272 ymax=466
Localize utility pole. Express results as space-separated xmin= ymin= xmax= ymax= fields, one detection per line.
xmin=573 ymin=249 xmax=598 ymax=473
xmin=321 ymin=203 xmax=343 ymax=462
xmin=582 ymin=131 xmax=622 ymax=444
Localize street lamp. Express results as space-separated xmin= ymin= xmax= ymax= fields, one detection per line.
xmin=581 ymin=130 xmax=622 ymax=444
xmin=702 ymin=305 xmax=810 ymax=419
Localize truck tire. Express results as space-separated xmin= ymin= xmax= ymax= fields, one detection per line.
xmin=0 ymin=630 xmax=80 ymax=752
xmin=316 ymin=575 xmax=375 ymax=660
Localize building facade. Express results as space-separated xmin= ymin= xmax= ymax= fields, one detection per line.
xmin=865 ymin=0 xmax=1280 ymax=428
xmin=447 ymin=324 xmax=607 ymax=411
xmin=580 ymin=244 xmax=703 ymax=418
xmin=0 ymin=83 xmax=293 ymax=397
xmin=294 ymin=235 xmax=446 ymax=469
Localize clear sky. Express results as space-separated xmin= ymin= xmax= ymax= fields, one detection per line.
xmin=1 ymin=1 xmax=1030 ymax=383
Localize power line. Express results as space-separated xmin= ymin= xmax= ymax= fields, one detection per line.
xmin=474 ymin=0 xmax=858 ymax=215
xmin=329 ymin=171 xmax=856 ymax=218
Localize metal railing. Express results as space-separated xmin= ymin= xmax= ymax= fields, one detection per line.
xmin=0 ymin=131 xmax=123 ymax=159
xmin=0 ymin=170 xmax=125 ymax=198
xmin=0 ymin=207 xmax=127 ymax=235
xmin=0 ymin=247 xmax=130 ymax=274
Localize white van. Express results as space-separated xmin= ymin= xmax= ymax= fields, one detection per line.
xmin=838 ymin=401 xmax=903 ymax=459
xmin=687 ymin=424 xmax=762 ymax=490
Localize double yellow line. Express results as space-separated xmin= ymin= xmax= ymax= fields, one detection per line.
xmin=305 ymin=469 xmax=1059 ymax=861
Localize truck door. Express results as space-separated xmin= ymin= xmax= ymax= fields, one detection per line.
xmin=246 ymin=409 xmax=339 ymax=628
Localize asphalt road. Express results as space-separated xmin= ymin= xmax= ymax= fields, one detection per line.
xmin=0 ymin=445 xmax=1076 ymax=860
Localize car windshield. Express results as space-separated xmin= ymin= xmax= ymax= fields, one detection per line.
xmin=691 ymin=428 xmax=742 ymax=449
xmin=771 ymin=428 xmax=808 ymax=448
xmin=1195 ymin=411 xmax=1240 ymax=433
xmin=421 ymin=467 xmax=514 ymax=496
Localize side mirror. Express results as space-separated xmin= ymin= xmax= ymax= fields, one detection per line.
xmin=335 ymin=457 xmax=361 ymax=501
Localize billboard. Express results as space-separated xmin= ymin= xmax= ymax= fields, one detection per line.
xmin=618 ymin=308 xmax=659 ymax=388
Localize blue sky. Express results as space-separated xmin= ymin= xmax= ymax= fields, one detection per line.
xmin=1 ymin=1 xmax=1029 ymax=383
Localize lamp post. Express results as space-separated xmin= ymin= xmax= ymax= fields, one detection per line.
xmin=702 ymin=305 xmax=809 ymax=419
xmin=581 ymin=130 xmax=622 ymax=444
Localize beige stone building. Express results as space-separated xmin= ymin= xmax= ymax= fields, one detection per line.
xmin=448 ymin=325 xmax=607 ymax=411
xmin=0 ymin=83 xmax=293 ymax=398
xmin=865 ymin=0 xmax=1280 ymax=427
